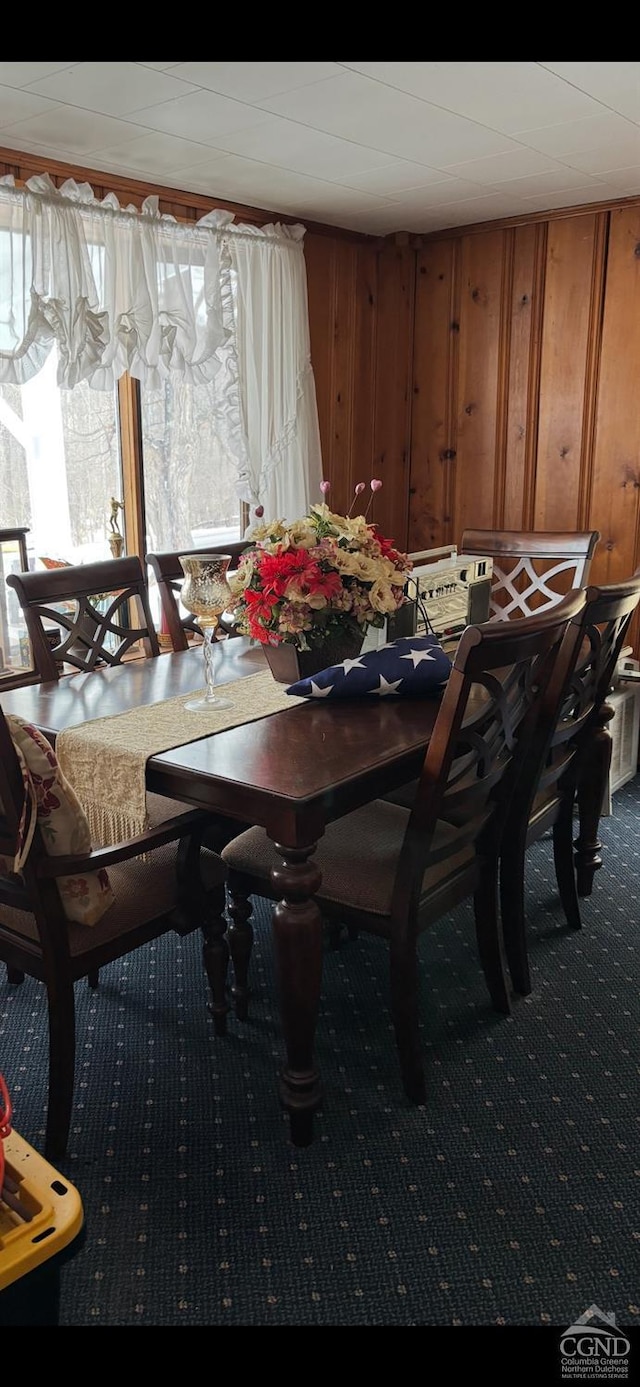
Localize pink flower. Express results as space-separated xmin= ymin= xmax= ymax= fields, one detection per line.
xmin=320 ymin=480 xmax=331 ymax=495
xmin=255 ymin=505 xmax=264 ymax=518
xmin=347 ymin=481 xmax=367 ymax=517
xmin=364 ymin=478 xmax=383 ymax=518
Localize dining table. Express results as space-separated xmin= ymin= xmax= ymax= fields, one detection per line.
xmin=0 ymin=637 xmax=445 ymax=1148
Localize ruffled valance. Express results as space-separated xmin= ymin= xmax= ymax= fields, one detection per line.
xmin=0 ymin=171 xmax=323 ymax=520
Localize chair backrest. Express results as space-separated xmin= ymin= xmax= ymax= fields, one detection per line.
xmin=501 ymin=574 xmax=640 ymax=842
xmin=390 ymin=589 xmax=587 ymax=922
xmin=552 ymin=574 xmax=640 ymax=754
xmin=146 ymin=542 xmax=250 ymax=652
xmin=461 ymin=528 xmax=601 ymax=620
xmin=6 ymin=556 xmax=160 ymax=681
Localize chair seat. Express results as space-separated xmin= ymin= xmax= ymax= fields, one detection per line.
xmin=0 ymin=843 xmax=224 ymax=959
xmin=223 ymin=801 xmax=475 ymax=918
xmin=146 ymin=792 xmax=200 ymax=827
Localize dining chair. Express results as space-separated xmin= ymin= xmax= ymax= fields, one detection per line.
xmin=222 ymin=590 xmax=586 ymax=1105
xmin=460 ymin=528 xmax=601 ymax=620
xmin=6 ymin=556 xmax=160 ymax=681
xmin=500 ymin=573 xmax=640 ymax=997
xmin=146 ymin=542 xmax=250 ymax=653
xmin=0 ymin=704 xmax=232 ymax=1161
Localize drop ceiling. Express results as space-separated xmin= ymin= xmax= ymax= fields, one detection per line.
xmin=0 ymin=61 xmax=639 ymax=236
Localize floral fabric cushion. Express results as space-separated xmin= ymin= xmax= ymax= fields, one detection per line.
xmin=1 ymin=716 xmax=115 ymax=926
xmin=285 ymin=634 xmax=452 ymax=699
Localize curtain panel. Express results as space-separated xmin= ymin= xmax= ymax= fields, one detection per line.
xmin=0 ymin=172 xmax=323 ymax=520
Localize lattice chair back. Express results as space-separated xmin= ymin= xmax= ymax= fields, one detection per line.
xmin=6 ymin=556 xmax=160 ymax=680
xmin=461 ymin=529 xmax=600 ymax=621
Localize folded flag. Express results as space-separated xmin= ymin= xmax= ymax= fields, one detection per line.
xmin=286 ymin=634 xmax=452 ymax=699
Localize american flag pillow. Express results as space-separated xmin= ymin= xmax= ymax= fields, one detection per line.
xmin=286 ymin=634 xmax=452 ymax=699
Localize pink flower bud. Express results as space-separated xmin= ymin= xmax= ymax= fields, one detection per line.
xmin=255 ymin=505 xmax=264 ymax=518
xmin=320 ymin=480 xmax=331 ymax=495
xmin=370 ymin=478 xmax=383 ymax=492
xmin=354 ymin=482 xmax=365 ymax=496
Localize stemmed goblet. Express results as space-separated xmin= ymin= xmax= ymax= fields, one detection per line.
xmin=178 ymin=554 xmax=234 ymax=711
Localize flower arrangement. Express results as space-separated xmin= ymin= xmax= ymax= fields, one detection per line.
xmin=228 ymin=480 xmax=412 ymax=650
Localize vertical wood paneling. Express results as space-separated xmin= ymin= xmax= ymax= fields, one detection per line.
xmin=371 ymin=242 xmax=415 ymax=549
xmin=350 ymin=243 xmax=378 ymax=511
xmin=534 ymin=215 xmax=599 ymax=530
xmin=304 ymin=234 xmax=379 ymax=517
xmin=329 ymin=240 xmax=358 ymax=514
xmin=589 ymin=206 xmax=640 ymax=589
xmin=502 ymin=224 xmax=539 ymax=529
xmin=452 ymin=230 xmax=504 ymax=539
xmin=304 ymin=232 xmax=336 ymax=494
xmin=409 ymin=240 xmax=458 ymax=552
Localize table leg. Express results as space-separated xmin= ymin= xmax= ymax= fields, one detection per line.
xmin=574 ymin=701 xmax=614 ymax=898
xmin=270 ymin=840 xmax=323 ymax=1148
xmin=200 ymin=877 xmax=230 ymax=1037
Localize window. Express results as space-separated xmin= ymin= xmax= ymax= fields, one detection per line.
xmin=0 ymin=347 xmax=124 ymax=668
xmin=140 ymin=375 xmax=243 ymax=627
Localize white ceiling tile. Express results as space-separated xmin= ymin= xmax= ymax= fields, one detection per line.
xmin=441 ymin=146 xmax=567 ymax=185
xmin=330 ymin=206 xmax=408 ymax=234
xmin=334 ymin=161 xmax=455 ymax=195
xmin=170 ymin=62 xmax=342 ymax=102
xmin=25 ymin=62 xmax=198 ymax=115
xmin=0 ymin=108 xmax=149 ymax=156
xmin=519 ymin=184 xmax=613 ymax=209
xmin=204 ymin=117 xmax=402 ymax=179
xmin=390 ymin=177 xmax=505 ymax=209
xmin=0 ymin=63 xmax=78 ymax=88
xmin=599 ymin=164 xmax=640 ymax=194
xmin=0 ymin=85 xmax=57 ymax=129
xmin=486 ymin=166 xmax=609 ymax=196
xmin=129 ymin=89 xmax=269 ymax=143
xmin=391 ymin=193 xmax=526 ymax=234
xmin=173 ymin=156 xmax=395 ymax=214
xmin=339 ymin=62 xmax=604 ymax=132
xmin=138 ymin=63 xmax=185 ymax=72
xmin=558 ymin=138 xmax=640 ymax=176
xmin=515 ymin=111 xmax=639 ymax=157
xmin=260 ymin=72 xmax=517 ymax=164
xmin=91 ymin=131 xmax=226 ymax=176
xmin=539 ymin=62 xmax=640 ymax=122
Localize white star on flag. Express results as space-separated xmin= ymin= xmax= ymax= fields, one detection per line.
xmin=338 ymin=657 xmax=367 ymax=674
xmin=308 ymin=679 xmax=334 ymax=697
xmin=369 ymin=675 xmax=403 ymax=696
xmin=400 ymin=647 xmax=437 ymax=668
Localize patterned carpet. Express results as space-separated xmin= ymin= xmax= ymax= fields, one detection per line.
xmin=1 ymin=779 xmax=639 ymax=1329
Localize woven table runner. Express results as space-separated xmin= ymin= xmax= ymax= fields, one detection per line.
xmin=56 ymin=670 xmax=304 ymax=847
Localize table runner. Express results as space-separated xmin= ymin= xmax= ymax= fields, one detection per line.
xmin=55 ymin=670 xmax=305 ymax=847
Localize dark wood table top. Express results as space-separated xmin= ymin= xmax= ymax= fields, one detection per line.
xmin=0 ymin=638 xmax=442 ymax=844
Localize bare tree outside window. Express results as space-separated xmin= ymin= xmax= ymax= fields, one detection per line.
xmin=140 ymin=377 xmax=242 ymax=554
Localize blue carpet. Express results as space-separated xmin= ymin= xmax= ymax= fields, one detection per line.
xmin=1 ymin=779 xmax=639 ymax=1328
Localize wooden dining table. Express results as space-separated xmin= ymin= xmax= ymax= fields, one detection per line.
xmin=0 ymin=638 xmax=443 ymax=1148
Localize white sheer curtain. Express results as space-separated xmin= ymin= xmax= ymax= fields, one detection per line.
xmin=0 ymin=172 xmax=323 ymax=520
xmin=227 ymin=222 xmax=323 ymax=521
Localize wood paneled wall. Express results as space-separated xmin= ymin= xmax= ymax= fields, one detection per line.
xmin=4 ymin=146 xmax=640 ymax=644
xmin=407 ymin=205 xmax=640 ymax=599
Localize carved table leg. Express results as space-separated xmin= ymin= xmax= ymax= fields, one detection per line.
xmin=201 ymin=877 xmax=230 ymax=1037
xmin=270 ymin=840 xmax=324 ymax=1148
xmin=574 ymin=701 xmax=614 ymax=898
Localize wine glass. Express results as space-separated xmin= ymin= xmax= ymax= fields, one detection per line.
xmin=178 ymin=554 xmax=234 ymax=711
